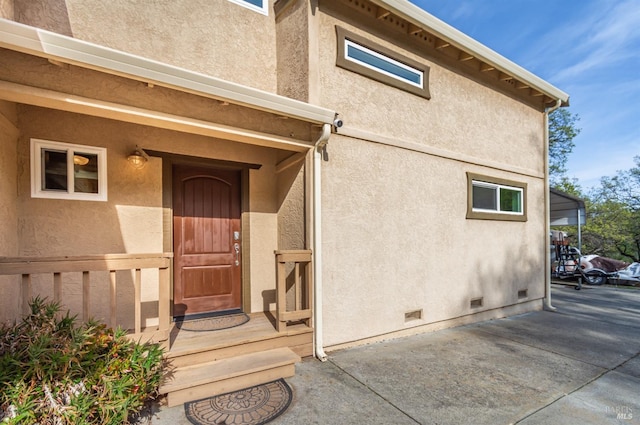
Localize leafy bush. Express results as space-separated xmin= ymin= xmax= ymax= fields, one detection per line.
xmin=0 ymin=298 xmax=164 ymax=424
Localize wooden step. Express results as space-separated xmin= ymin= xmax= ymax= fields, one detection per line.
xmin=166 ymin=313 xmax=312 ymax=368
xmin=160 ymin=347 xmax=300 ymax=407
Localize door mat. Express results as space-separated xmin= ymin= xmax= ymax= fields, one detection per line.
xmin=176 ymin=313 xmax=250 ymax=332
xmin=184 ymin=379 xmax=293 ymax=425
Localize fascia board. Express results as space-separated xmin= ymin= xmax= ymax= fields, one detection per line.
xmin=0 ymin=18 xmax=336 ymax=124
xmin=370 ymin=0 xmax=570 ymax=104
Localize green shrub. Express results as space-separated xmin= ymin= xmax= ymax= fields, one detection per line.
xmin=0 ymin=297 xmax=164 ymax=424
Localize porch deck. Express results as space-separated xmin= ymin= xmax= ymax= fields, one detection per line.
xmin=161 ymin=312 xmax=312 ymax=406
xmin=0 ymin=251 xmax=314 ymax=406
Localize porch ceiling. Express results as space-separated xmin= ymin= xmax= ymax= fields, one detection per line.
xmin=0 ymin=79 xmax=315 ymax=152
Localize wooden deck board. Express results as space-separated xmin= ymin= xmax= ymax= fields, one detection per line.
xmin=167 ymin=312 xmax=312 ymax=359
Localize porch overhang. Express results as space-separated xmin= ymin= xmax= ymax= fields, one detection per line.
xmin=0 ymin=18 xmax=336 ymax=151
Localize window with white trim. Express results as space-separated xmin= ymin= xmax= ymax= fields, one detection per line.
xmin=336 ymin=27 xmax=430 ymax=99
xmin=228 ymin=0 xmax=268 ymax=15
xmin=466 ymin=173 xmax=526 ymax=221
xmin=31 ymin=139 xmax=107 ymax=201
xmin=344 ymin=40 xmax=423 ymax=88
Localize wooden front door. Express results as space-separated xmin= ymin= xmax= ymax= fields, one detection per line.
xmin=173 ymin=165 xmax=242 ymax=317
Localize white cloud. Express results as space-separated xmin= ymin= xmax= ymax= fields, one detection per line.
xmin=546 ymin=1 xmax=640 ymax=82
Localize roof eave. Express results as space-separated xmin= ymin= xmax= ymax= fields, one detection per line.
xmin=0 ymin=18 xmax=337 ymax=124
xmin=370 ymin=0 xmax=570 ymax=105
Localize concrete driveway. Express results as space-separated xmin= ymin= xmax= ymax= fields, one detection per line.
xmin=152 ymin=285 xmax=640 ymax=425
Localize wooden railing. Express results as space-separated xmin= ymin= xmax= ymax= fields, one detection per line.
xmin=0 ymin=253 xmax=173 ymax=342
xmin=274 ymin=250 xmax=313 ymax=332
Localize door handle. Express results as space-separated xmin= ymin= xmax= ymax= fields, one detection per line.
xmin=234 ymin=243 xmax=240 ymax=266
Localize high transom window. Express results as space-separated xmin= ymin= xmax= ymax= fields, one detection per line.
xmin=336 ymin=27 xmax=431 ymax=99
xmin=344 ymin=39 xmax=423 ymax=88
xmin=228 ymin=0 xmax=268 ymax=15
xmin=467 ymin=173 xmax=527 ymax=221
xmin=31 ymin=139 xmax=107 ymax=201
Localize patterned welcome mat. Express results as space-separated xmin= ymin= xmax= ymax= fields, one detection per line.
xmin=176 ymin=313 xmax=250 ymax=332
xmin=184 ymin=379 xmax=293 ymax=425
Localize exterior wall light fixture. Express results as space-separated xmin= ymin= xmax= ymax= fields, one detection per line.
xmin=127 ymin=146 xmax=148 ymax=169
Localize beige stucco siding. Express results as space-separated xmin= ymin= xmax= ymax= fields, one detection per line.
xmin=320 ymin=135 xmax=545 ymax=346
xmin=0 ymin=0 xmax=13 ymax=20
xmin=0 ymin=100 xmax=20 ymax=324
xmin=13 ymin=0 xmax=278 ymax=92
xmin=276 ymin=0 xmax=310 ymax=101
xmin=13 ymin=105 xmax=286 ymax=324
xmin=317 ymin=10 xmax=545 ymax=175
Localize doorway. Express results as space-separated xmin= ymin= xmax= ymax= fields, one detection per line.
xmin=172 ymin=165 xmax=242 ymax=317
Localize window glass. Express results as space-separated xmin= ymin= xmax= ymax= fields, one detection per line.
xmin=73 ymin=152 xmax=99 ymax=194
xmin=336 ymin=27 xmax=431 ymax=99
xmin=500 ymin=187 xmax=522 ymax=213
xmin=42 ymin=149 xmax=68 ymax=191
xmin=227 ymin=0 xmax=267 ymax=15
xmin=467 ymin=173 xmax=526 ymax=221
xmin=472 ymin=184 xmax=497 ymax=210
xmin=31 ymin=139 xmax=107 ymax=201
xmin=346 ymin=41 xmax=423 ymax=87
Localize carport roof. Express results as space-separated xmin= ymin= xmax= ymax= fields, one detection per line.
xmin=550 ymin=188 xmax=586 ymax=226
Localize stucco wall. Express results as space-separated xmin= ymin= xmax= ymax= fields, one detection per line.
xmin=13 ymin=0 xmax=278 ymax=92
xmin=275 ymin=0 xmax=310 ymax=101
xmin=0 ymin=0 xmax=13 ymax=19
xmin=0 ymin=100 xmax=20 ymax=324
xmin=315 ymin=6 xmax=547 ymax=347
xmin=14 ymin=106 xmax=284 ymax=325
xmin=320 ymin=135 xmax=545 ymax=346
xmin=317 ymin=5 xmax=545 ymax=175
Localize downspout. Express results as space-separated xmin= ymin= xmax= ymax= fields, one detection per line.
xmin=313 ymin=123 xmax=331 ymax=361
xmin=544 ymin=99 xmax=562 ymax=311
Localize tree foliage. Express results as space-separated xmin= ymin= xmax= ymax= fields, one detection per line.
xmin=547 ymin=110 xmax=639 ymax=263
xmin=584 ymin=156 xmax=640 ymax=262
xmin=549 ymin=108 xmax=580 ymax=186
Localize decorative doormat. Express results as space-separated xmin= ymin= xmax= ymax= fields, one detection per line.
xmin=184 ymin=379 xmax=293 ymax=425
xmin=176 ymin=313 xmax=250 ymax=332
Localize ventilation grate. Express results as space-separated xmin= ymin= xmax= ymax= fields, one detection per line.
xmin=470 ymin=297 xmax=483 ymax=308
xmin=405 ymin=309 xmax=423 ymax=322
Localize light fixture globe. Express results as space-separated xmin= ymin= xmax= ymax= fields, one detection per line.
xmin=127 ymin=147 xmax=148 ymax=169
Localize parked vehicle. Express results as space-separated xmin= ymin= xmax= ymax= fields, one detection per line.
xmin=550 ymin=231 xmax=624 ymax=289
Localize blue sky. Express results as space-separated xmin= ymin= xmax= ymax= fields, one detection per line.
xmin=410 ymin=0 xmax=640 ymax=190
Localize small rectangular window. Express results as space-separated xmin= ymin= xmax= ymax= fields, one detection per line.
xmin=228 ymin=0 xmax=268 ymax=15
xmin=336 ymin=27 xmax=430 ymax=99
xmin=31 ymin=139 xmax=107 ymax=201
xmin=467 ymin=173 xmax=526 ymax=221
xmin=345 ymin=40 xmax=423 ymax=88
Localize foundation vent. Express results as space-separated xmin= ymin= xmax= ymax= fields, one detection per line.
xmin=518 ymin=289 xmax=528 ymax=299
xmin=470 ymin=297 xmax=483 ymax=309
xmin=404 ymin=309 xmax=423 ymax=322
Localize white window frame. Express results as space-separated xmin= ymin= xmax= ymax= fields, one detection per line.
xmin=30 ymin=139 xmax=108 ymax=202
xmin=344 ymin=39 xmax=424 ymax=89
xmin=466 ymin=173 xmax=527 ymax=222
xmin=228 ymin=0 xmax=268 ymax=15
xmin=472 ymin=181 xmax=523 ymax=215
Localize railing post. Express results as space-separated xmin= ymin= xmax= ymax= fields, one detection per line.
xmin=134 ymin=268 xmax=142 ymax=335
xmin=109 ymin=270 xmax=117 ymax=329
xmin=21 ymin=274 xmax=31 ymax=316
xmin=158 ymin=265 xmax=170 ymax=339
xmin=82 ymin=271 xmax=90 ymax=321
xmin=274 ymin=250 xmax=312 ymax=332
xmin=276 ymin=256 xmax=287 ymax=332
xmin=53 ymin=272 xmax=62 ymax=304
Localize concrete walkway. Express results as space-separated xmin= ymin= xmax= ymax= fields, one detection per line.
xmin=151 ymin=285 xmax=640 ymax=424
